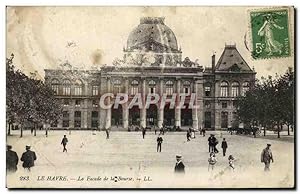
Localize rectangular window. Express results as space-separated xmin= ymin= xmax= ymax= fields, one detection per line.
xmin=63 ymin=99 xmax=69 ymax=106
xmin=233 ymin=101 xmax=237 ymax=107
xmin=91 ymin=120 xmax=98 ymax=128
xmin=222 ymin=102 xmax=227 ymax=108
xmin=92 ymin=86 xmax=99 ymax=96
xmin=204 ymin=112 xmax=211 ymax=128
xmin=75 ymin=100 xmax=81 ymax=107
xmin=92 ymin=111 xmax=98 ymax=118
xmin=63 ymin=111 xmax=69 ymax=118
xmin=92 ymin=100 xmax=98 ymax=107
xmin=205 ymin=86 xmax=211 ymax=96
xmin=62 ymin=120 xmax=69 ymax=127
xmin=74 ymin=120 xmax=81 ymax=128
xmin=74 ymin=111 xmax=81 ymax=118
xmin=184 ymin=87 xmax=190 ymax=95
xmin=205 ymin=101 xmax=211 ymax=108
xmin=149 ymin=87 xmax=156 ymax=94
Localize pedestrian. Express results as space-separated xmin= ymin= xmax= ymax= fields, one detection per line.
xmin=221 ymin=138 xmax=228 ymax=156
xmin=261 ymin=144 xmax=274 ymax=171
xmin=142 ymin=128 xmax=146 ymax=139
xmin=6 ymin=145 xmax=18 ymax=173
xmin=186 ymin=131 xmax=191 ymax=142
xmin=105 ymin=129 xmax=110 ymax=139
xmin=174 ymin=154 xmax=185 ymax=173
xmin=202 ymin=128 xmax=206 ymax=137
xmin=154 ymin=128 xmax=157 ymax=135
xmin=212 ymin=135 xmax=219 ymax=153
xmin=20 ymin=145 xmax=37 ymax=172
xmin=208 ymin=152 xmax=217 ymax=171
xmin=228 ymin=155 xmax=235 ymax=171
xmin=61 ymin=135 xmax=68 ymax=152
xmin=157 ymin=135 xmax=163 ymax=152
xmin=208 ymin=134 xmax=214 ymax=152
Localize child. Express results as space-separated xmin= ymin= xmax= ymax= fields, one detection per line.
xmin=228 ymin=155 xmax=235 ymax=171
xmin=208 ymin=152 xmax=217 ymax=171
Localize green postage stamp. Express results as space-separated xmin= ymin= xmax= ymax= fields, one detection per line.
xmin=250 ymin=8 xmax=291 ymax=59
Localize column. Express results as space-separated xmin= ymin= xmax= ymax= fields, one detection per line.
xmin=175 ymin=78 xmax=181 ymax=127
xmin=105 ymin=77 xmax=111 ymax=129
xmin=140 ymin=78 xmax=146 ymax=128
xmin=83 ymin=99 xmax=88 ymax=128
xmin=197 ymin=79 xmax=204 ymax=129
xmin=228 ymin=111 xmax=233 ymax=128
xmin=69 ymin=108 xmax=74 ymax=128
xmin=158 ymin=78 xmax=164 ymax=128
xmin=192 ymin=81 xmax=199 ymax=129
xmin=123 ymin=78 xmax=129 ymax=129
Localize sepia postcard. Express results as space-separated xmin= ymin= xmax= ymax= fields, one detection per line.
xmin=6 ymin=6 xmax=295 ymax=189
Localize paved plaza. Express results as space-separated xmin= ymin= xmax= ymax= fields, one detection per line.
xmin=6 ymin=129 xmax=294 ymax=188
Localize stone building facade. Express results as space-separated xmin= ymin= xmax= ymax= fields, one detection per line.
xmin=45 ymin=17 xmax=256 ymax=130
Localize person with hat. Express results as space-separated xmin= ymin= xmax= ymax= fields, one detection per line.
xmin=6 ymin=145 xmax=19 ymax=173
xmin=61 ymin=135 xmax=68 ymax=152
xmin=208 ymin=134 xmax=216 ymax=152
xmin=20 ymin=145 xmax=37 ymax=171
xmin=261 ymin=144 xmax=274 ymax=171
xmin=157 ymin=135 xmax=163 ymax=152
xmin=174 ymin=154 xmax=185 ymax=173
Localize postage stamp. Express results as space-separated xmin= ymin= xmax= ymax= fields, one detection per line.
xmin=249 ymin=8 xmax=291 ymax=59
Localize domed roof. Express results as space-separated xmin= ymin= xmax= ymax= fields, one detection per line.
xmin=126 ymin=17 xmax=179 ymax=52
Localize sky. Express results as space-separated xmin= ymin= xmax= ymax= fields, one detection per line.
xmin=6 ymin=6 xmax=294 ymax=80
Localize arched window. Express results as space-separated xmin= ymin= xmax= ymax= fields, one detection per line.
xmin=183 ymin=81 xmax=191 ymax=95
xmin=113 ymin=79 xmax=122 ymax=94
xmin=242 ymin=82 xmax=250 ymax=96
xmin=148 ymin=80 xmax=156 ymax=94
xmin=74 ymin=79 xmax=83 ymax=96
xmin=220 ymin=81 xmax=229 ymax=97
xmin=62 ymin=79 xmax=71 ymax=96
xmin=51 ymin=79 xmax=60 ymax=95
xmin=231 ymin=81 xmax=240 ymax=97
xmin=204 ymin=83 xmax=211 ymax=97
xmin=131 ymin=80 xmax=139 ymax=95
xmin=166 ymin=80 xmax=174 ymax=95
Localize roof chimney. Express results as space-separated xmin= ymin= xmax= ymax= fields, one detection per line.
xmin=212 ymin=54 xmax=216 ymax=72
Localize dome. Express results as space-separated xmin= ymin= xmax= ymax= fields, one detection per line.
xmin=126 ymin=17 xmax=179 ymax=52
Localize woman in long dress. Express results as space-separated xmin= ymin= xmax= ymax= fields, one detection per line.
xmin=257 ymin=14 xmax=284 ymax=55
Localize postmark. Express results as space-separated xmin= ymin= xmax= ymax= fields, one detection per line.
xmin=249 ymin=8 xmax=291 ymax=59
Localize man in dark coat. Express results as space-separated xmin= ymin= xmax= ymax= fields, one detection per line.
xmin=186 ymin=131 xmax=191 ymax=141
xmin=174 ymin=154 xmax=185 ymax=173
xmin=157 ymin=135 xmax=163 ymax=152
xmin=221 ymin=138 xmax=228 ymax=156
xmin=208 ymin=134 xmax=214 ymax=152
xmin=6 ymin=145 xmax=18 ymax=173
xmin=261 ymin=144 xmax=274 ymax=171
xmin=20 ymin=145 xmax=37 ymax=171
xmin=142 ymin=128 xmax=146 ymax=139
xmin=212 ymin=135 xmax=219 ymax=153
xmin=61 ymin=135 xmax=68 ymax=152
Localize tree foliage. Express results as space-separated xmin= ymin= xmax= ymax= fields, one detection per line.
xmin=6 ymin=54 xmax=63 ymax=137
xmin=236 ymin=68 xmax=294 ymax=137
